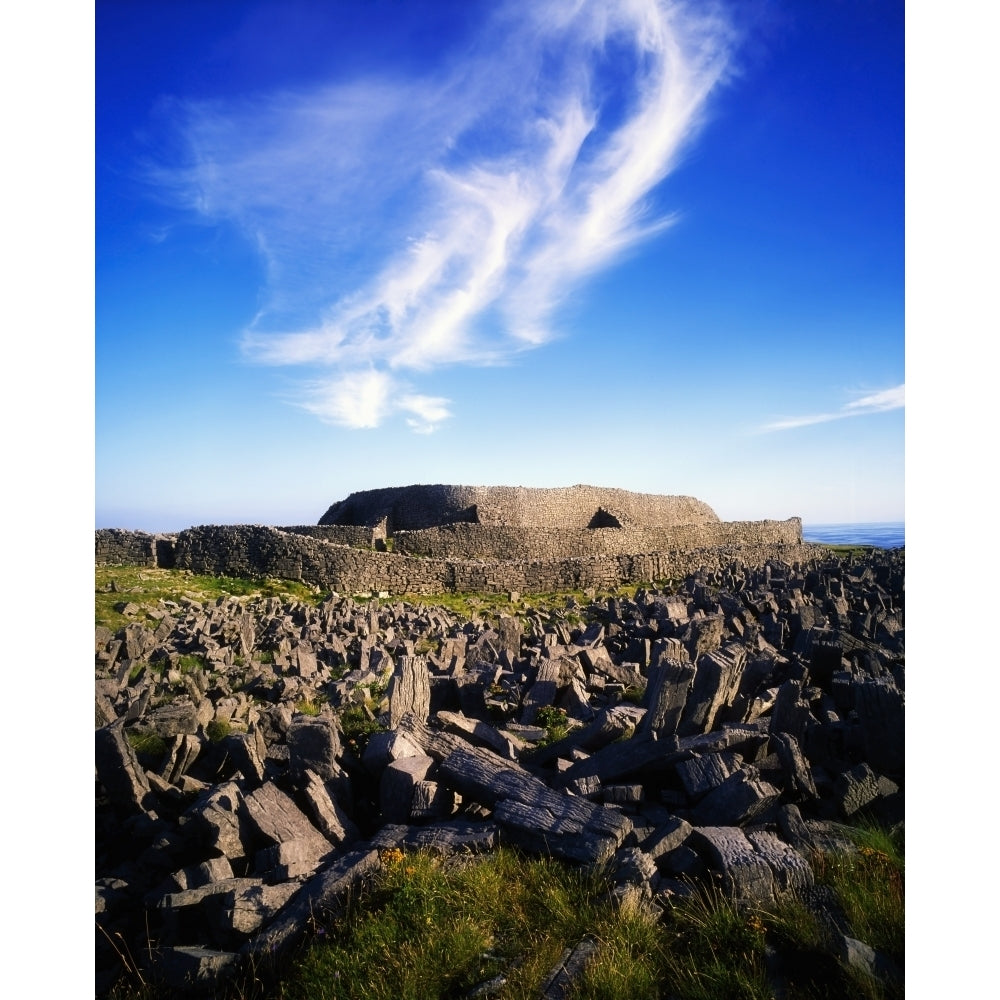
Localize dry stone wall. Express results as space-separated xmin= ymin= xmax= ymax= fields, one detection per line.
xmin=157 ymin=524 xmax=814 ymax=595
xmin=277 ymin=525 xmax=375 ymax=547
xmin=319 ymin=484 xmax=720 ymax=531
xmin=391 ymin=520 xmax=802 ymax=561
xmin=95 ymin=529 xmax=176 ymax=568
xmin=95 ymin=486 xmax=808 ymax=594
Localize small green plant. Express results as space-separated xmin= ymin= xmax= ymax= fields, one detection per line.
xmin=295 ymin=698 xmax=322 ymax=716
xmin=339 ymin=704 xmax=386 ymax=754
xmin=622 ymin=684 xmax=645 ymax=705
xmin=205 ymin=719 xmax=231 ymax=743
xmin=413 ymin=636 xmax=440 ymax=656
xmin=176 ymin=654 xmax=206 ymax=675
xmin=535 ymin=705 xmax=570 ymax=745
xmin=811 ymin=823 xmax=904 ymax=963
xmin=125 ymin=730 xmax=167 ymax=760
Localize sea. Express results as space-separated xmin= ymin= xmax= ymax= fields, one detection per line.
xmin=802 ymin=522 xmax=904 ymax=549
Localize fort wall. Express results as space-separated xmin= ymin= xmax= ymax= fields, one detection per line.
xmin=390 ymin=520 xmax=801 ymax=561
xmin=96 ymin=485 xmax=812 ymax=594
xmin=96 ymin=519 xmax=810 ymax=595
xmin=319 ymin=484 xmax=720 ymax=531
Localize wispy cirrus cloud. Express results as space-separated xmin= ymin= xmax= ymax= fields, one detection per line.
xmin=151 ymin=0 xmax=736 ymax=430
xmin=755 ymin=384 xmax=905 ymax=433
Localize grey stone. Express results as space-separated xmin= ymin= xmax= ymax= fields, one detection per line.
xmin=691 ymin=769 xmax=781 ymax=827
xmin=242 ymin=782 xmax=332 ymax=859
xmin=95 ymin=722 xmax=152 ymax=812
xmin=288 ymin=715 xmax=342 ymax=781
xmin=692 ymin=826 xmax=774 ymax=902
xmin=387 ymin=655 xmax=431 ymax=727
xmin=298 ymin=769 xmax=360 ymax=847
xmin=380 ymin=754 xmax=435 ymax=823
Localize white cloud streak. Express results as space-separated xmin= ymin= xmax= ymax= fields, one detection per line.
xmin=153 ymin=0 xmax=736 ymax=431
xmin=756 ymin=384 xmax=905 ymax=433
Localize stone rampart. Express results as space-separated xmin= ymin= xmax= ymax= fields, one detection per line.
xmin=319 ymin=484 xmax=719 ymax=531
xmin=95 ymin=529 xmax=177 ymax=569
xmin=147 ymin=523 xmax=813 ymax=595
xmin=391 ymin=520 xmax=801 ymax=561
xmin=277 ymin=524 xmax=375 ymax=547
xmin=96 ymin=486 xmax=809 ymax=593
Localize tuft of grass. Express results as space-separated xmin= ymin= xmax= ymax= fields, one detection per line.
xmin=205 ymin=719 xmax=231 ymax=743
xmin=812 ymin=823 xmax=904 ymax=963
xmin=655 ymin=885 xmax=773 ymax=1000
xmin=339 ymin=704 xmax=386 ymax=755
xmin=125 ymin=730 xmax=168 ymax=760
xmin=535 ymin=705 xmax=570 ymax=745
xmin=102 ymin=821 xmax=902 ymax=1000
xmin=176 ymin=653 xmax=206 ymax=675
xmin=295 ymin=698 xmax=323 ymax=717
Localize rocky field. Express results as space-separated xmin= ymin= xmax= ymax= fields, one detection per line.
xmin=95 ymin=548 xmax=904 ymax=997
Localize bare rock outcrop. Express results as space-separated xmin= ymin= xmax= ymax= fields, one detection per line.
xmin=96 ymin=546 xmax=903 ymax=997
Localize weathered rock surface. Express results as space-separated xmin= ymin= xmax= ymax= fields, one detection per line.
xmin=96 ymin=547 xmax=903 ymax=997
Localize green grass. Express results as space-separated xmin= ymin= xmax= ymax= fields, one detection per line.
xmin=176 ymin=654 xmax=206 ymax=675
xmin=101 ymin=802 xmax=901 ymax=1000
xmin=281 ymin=847 xmax=610 ymax=1000
xmin=820 ymin=544 xmax=882 ymax=558
xmin=96 ymin=568 xmax=672 ymax=637
xmin=277 ymin=831 xmax=904 ymax=1000
xmin=96 ymin=567 xmax=325 ymax=631
xmin=813 ymin=823 xmax=904 ymax=963
xmin=125 ymin=730 xmax=168 ymax=760
xmin=339 ymin=704 xmax=386 ymax=755
xmin=205 ymin=719 xmax=232 ymax=743
xmin=535 ymin=705 xmax=570 ymax=745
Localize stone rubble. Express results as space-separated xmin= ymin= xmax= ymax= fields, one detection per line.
xmin=95 ymin=548 xmax=903 ymax=997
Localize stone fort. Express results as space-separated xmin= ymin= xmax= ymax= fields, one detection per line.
xmin=96 ymin=484 xmax=814 ymax=594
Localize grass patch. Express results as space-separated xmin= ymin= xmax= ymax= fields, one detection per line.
xmin=820 ymin=544 xmax=880 ymax=558
xmin=176 ymin=653 xmax=206 ymax=675
xmin=125 ymin=730 xmax=167 ymax=760
xmin=103 ymin=822 xmax=902 ymax=1000
xmin=282 ymin=847 xmax=609 ymax=1000
xmin=96 ymin=567 xmax=325 ymax=631
xmin=339 ymin=705 xmax=386 ymax=755
xmin=205 ymin=719 xmax=231 ymax=743
xmin=813 ymin=823 xmax=904 ymax=963
xmin=535 ymin=705 xmax=570 ymax=745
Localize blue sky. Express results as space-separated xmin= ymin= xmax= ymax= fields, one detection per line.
xmin=96 ymin=0 xmax=904 ymax=530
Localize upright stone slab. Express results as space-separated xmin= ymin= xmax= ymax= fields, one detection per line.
xmin=95 ymin=722 xmax=152 ymax=812
xmin=678 ymin=644 xmax=747 ymax=736
xmin=636 ymin=658 xmax=695 ymax=740
xmin=387 ymin=656 xmax=431 ymax=728
xmin=188 ymin=781 xmax=248 ymax=860
xmin=854 ymin=678 xmax=904 ymax=774
xmin=380 ymin=754 xmax=435 ymax=823
xmin=771 ymin=731 xmax=818 ymax=800
xmin=288 ymin=715 xmax=342 ymax=781
xmin=521 ymin=656 xmax=581 ymax=724
xmin=298 ymin=769 xmax=360 ymax=847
